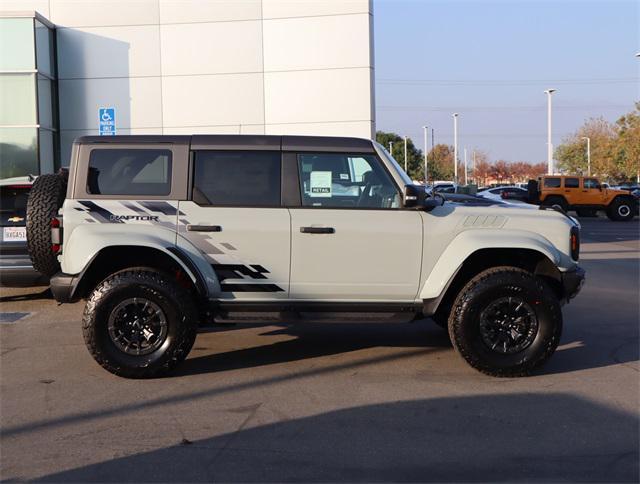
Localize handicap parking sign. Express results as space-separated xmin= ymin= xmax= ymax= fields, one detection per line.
xmin=98 ymin=107 xmax=116 ymax=136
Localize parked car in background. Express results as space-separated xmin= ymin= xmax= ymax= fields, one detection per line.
xmin=612 ymin=184 xmax=640 ymax=193
xmin=0 ymin=176 xmax=47 ymax=286
xmin=528 ymin=175 xmax=638 ymax=221
xmin=433 ymin=181 xmax=457 ymax=193
xmin=500 ymin=187 xmax=530 ymax=203
xmin=477 ymin=186 xmax=528 ymax=202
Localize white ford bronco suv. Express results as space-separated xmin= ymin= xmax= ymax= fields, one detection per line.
xmin=26 ymin=135 xmax=585 ymax=378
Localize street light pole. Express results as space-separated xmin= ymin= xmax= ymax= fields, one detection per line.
xmin=389 ymin=141 xmax=393 ymax=157
xmin=464 ymin=148 xmax=468 ymax=185
xmin=636 ymin=53 xmax=640 ymax=181
xmin=404 ymin=136 xmax=408 ymax=173
xmin=544 ymin=89 xmax=556 ymax=174
xmin=423 ymin=126 xmax=429 ymax=184
xmin=431 ymin=128 xmax=434 ymax=154
xmin=453 ymin=113 xmax=459 ymax=183
xmin=581 ymin=136 xmax=591 ymax=176
xmin=473 ymin=150 xmax=477 ymax=184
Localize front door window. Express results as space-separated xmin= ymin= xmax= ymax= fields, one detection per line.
xmin=297 ymin=153 xmax=401 ymax=209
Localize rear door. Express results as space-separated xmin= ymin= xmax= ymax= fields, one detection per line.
xmin=288 ymin=152 xmax=423 ymax=301
xmin=178 ymin=149 xmax=291 ymax=300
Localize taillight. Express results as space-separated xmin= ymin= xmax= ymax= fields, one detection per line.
xmin=51 ymin=217 xmax=62 ymax=253
xmin=570 ymin=226 xmax=580 ymax=260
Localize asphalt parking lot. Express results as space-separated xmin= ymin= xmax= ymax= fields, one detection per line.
xmin=1 ymin=217 xmax=638 ymax=482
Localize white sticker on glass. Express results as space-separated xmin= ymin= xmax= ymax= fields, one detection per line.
xmin=310 ymin=171 xmax=332 ymax=198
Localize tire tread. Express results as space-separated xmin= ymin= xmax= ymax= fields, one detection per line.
xmin=26 ymin=173 xmax=66 ymax=276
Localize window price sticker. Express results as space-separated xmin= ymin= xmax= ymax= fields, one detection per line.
xmin=309 ymin=171 xmax=332 ymax=198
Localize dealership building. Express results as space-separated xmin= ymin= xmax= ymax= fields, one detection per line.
xmin=0 ymin=0 xmax=375 ymax=179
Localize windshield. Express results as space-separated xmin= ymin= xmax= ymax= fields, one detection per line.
xmin=374 ymin=142 xmax=414 ymax=186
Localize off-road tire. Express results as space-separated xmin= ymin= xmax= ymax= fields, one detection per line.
xmin=448 ymin=266 xmax=562 ymax=377
xmin=542 ymin=195 xmax=569 ymax=213
xmin=606 ymin=197 xmax=635 ymax=222
xmin=82 ymin=268 xmax=198 ymax=378
xmin=26 ymin=173 xmax=67 ymax=276
xmin=575 ymin=208 xmax=597 ymax=218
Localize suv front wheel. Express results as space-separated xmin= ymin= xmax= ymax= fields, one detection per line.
xmin=82 ymin=268 xmax=198 ymax=378
xmin=448 ymin=266 xmax=562 ymax=377
xmin=606 ymin=197 xmax=635 ymax=222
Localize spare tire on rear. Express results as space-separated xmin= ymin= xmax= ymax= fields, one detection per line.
xmin=27 ymin=173 xmax=67 ymax=276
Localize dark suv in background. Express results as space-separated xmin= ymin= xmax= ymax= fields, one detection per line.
xmin=0 ymin=176 xmax=47 ymax=286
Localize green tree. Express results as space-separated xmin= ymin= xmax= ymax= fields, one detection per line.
xmin=426 ymin=144 xmax=455 ymax=181
xmin=555 ymin=117 xmax=617 ymax=178
xmin=375 ymin=131 xmax=425 ymax=180
xmin=612 ymin=102 xmax=640 ymax=182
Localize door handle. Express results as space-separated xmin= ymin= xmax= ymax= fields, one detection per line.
xmin=300 ymin=226 xmax=335 ymax=234
xmin=187 ymin=224 xmax=222 ymax=232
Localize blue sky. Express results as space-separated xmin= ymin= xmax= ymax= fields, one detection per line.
xmin=374 ymin=0 xmax=640 ymax=163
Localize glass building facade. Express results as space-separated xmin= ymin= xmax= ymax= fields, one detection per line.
xmin=0 ymin=12 xmax=58 ymax=179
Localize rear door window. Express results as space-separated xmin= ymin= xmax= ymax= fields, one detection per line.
xmin=564 ymin=177 xmax=579 ymax=188
xmin=0 ymin=185 xmax=30 ymax=227
xmin=544 ymin=177 xmax=561 ymax=188
xmin=87 ymin=149 xmax=172 ymax=196
xmin=192 ymin=151 xmax=281 ymax=207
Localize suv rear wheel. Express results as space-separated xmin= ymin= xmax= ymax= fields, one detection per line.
xmin=606 ymin=197 xmax=635 ymax=222
xmin=82 ymin=268 xmax=198 ymax=378
xmin=448 ymin=266 xmax=562 ymax=377
xmin=542 ymin=195 xmax=568 ymax=212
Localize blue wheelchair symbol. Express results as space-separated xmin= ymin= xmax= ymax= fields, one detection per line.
xmin=99 ymin=107 xmax=116 ymax=136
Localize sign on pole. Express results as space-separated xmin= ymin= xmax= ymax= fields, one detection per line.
xmin=98 ymin=107 xmax=116 ymax=136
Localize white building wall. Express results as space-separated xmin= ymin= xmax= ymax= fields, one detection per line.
xmin=0 ymin=0 xmax=375 ymax=163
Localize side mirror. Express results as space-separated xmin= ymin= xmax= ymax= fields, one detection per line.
xmin=403 ymin=184 xmax=425 ymax=208
xmin=403 ymin=184 xmax=443 ymax=211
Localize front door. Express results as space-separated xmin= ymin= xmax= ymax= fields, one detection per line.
xmin=289 ymin=152 xmax=423 ymax=301
xmin=178 ymin=150 xmax=290 ymax=300
xmin=581 ymin=177 xmax=604 ymax=205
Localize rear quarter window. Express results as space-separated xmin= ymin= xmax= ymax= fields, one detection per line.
xmin=543 ymin=177 xmax=561 ymax=188
xmin=87 ymin=149 xmax=172 ymax=196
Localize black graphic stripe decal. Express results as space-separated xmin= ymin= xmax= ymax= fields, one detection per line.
xmin=212 ymin=263 xmax=282 ymax=292
xmin=122 ymin=201 xmax=147 ymax=214
xmin=139 ymin=201 xmax=184 ymax=216
xmin=212 ymin=264 xmax=269 ymax=281
xmin=78 ymin=201 xmax=124 ymax=223
xmin=220 ymin=283 xmax=285 ymax=292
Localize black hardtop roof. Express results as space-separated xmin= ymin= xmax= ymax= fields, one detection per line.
xmin=75 ymin=134 xmax=375 ymax=153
